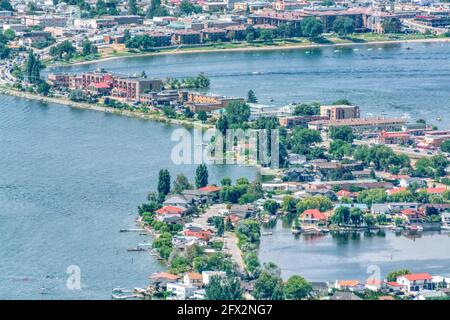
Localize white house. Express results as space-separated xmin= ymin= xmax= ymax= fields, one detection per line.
xmin=166 ymin=282 xmax=197 ymax=299
xmin=396 ymin=273 xmax=435 ymax=294
xmin=202 ymin=271 xmax=227 ymax=285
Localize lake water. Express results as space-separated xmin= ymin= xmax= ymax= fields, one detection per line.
xmin=0 ymin=95 xmax=255 ymax=299
xmin=51 ymin=41 xmax=450 ymax=128
xmin=2 ymin=41 xmax=450 ymax=299
xmin=260 ymin=220 xmax=450 ymax=282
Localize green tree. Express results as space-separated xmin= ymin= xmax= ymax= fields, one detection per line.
xmin=329 ymin=126 xmax=354 ymax=143
xmin=331 ymin=206 xmax=350 ymax=225
xmin=3 ymin=29 xmax=15 ymax=41
xmin=128 ymin=0 xmax=138 ymax=15
xmin=301 ymin=17 xmax=323 ymax=38
xmin=0 ymin=0 xmax=13 ymax=11
xmin=247 ymin=89 xmax=257 ymax=103
xmin=387 ymin=269 xmax=410 ymax=282
xmin=259 ymin=29 xmax=274 ymax=42
xmin=293 ymin=102 xmax=320 ymax=116
xmin=263 ymin=200 xmax=279 ymax=215
xmin=253 ymin=264 xmax=285 ymax=300
xmin=81 ymin=39 xmax=98 ymax=56
xmin=440 ymin=140 xmax=450 ymax=153
xmin=196 ymin=110 xmax=208 ymax=122
xmin=284 ymin=275 xmax=312 ymax=300
xmin=221 ymin=177 xmax=232 ymax=186
xmin=382 ymin=18 xmax=402 ymax=34
xmin=172 ymin=173 xmax=192 ymax=194
xmin=349 ymin=207 xmax=363 ymax=225
xmin=224 ymin=101 xmax=250 ymax=127
xmin=333 ymin=17 xmax=355 ymax=36
xmin=158 ymin=169 xmax=171 ymax=196
xmin=205 ymin=276 xmax=243 ymax=300
xmin=195 ymin=164 xmax=208 ymax=188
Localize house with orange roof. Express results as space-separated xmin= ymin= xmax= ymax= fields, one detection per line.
xmin=335 ymin=280 xmax=363 ymax=292
xmin=424 ymin=187 xmax=447 ymax=195
xmin=155 ymin=205 xmax=185 ymax=215
xmin=365 ymin=279 xmax=385 ymax=292
xmin=299 ymin=209 xmax=328 ymax=226
xmin=386 ymin=187 xmax=408 ymax=196
xmin=149 ymin=272 xmax=180 ymax=290
xmin=183 ymin=272 xmax=203 ymax=286
xmin=396 ymin=273 xmax=435 ymax=294
xmin=183 ymin=229 xmax=212 ymax=241
xmin=400 ymin=209 xmax=423 ymax=224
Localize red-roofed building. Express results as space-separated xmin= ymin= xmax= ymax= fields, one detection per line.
xmin=380 ymin=131 xmax=411 ymax=145
xmin=386 ymin=187 xmax=407 ymax=196
xmin=183 ymin=229 xmax=212 ymax=241
xmin=198 ymin=186 xmax=222 ymax=193
xmin=335 ymin=280 xmax=363 ymax=291
xmin=299 ymin=209 xmax=327 ymax=226
xmin=156 ymin=205 xmax=185 ymax=215
xmin=425 ymin=187 xmax=447 ymax=195
xmin=400 ymin=209 xmax=423 ymax=224
xmin=397 ymin=273 xmax=435 ymax=293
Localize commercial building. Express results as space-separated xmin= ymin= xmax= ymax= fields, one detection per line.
xmin=308 ymin=117 xmax=406 ymax=134
xmin=171 ymin=30 xmax=201 ymax=44
xmin=183 ymin=92 xmax=244 ymax=112
xmin=111 ymin=77 xmax=164 ymax=101
xmin=320 ymin=105 xmax=360 ymax=121
xmin=24 ymin=15 xmax=67 ymax=28
xmin=379 ymin=131 xmax=411 ymax=144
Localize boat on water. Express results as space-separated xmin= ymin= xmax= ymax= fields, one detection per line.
xmin=127 ymin=247 xmax=146 ymax=252
xmin=406 ymin=225 xmax=423 ymax=233
xmin=112 ymin=294 xmax=135 ymax=300
xmin=441 ymin=225 xmax=450 ymax=231
xmin=262 ymin=232 xmax=273 ymax=236
xmin=291 ymin=227 xmax=301 ymax=235
xmin=390 ymin=226 xmax=404 ymax=231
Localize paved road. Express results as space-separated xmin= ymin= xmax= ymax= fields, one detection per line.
xmin=192 ymin=204 xmax=246 ymax=273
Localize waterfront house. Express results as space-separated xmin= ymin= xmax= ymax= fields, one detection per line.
xmin=149 ymin=272 xmax=180 ymax=291
xmin=371 ymin=203 xmax=390 ymax=216
xmin=400 ymin=209 xmax=423 ymax=225
xmin=163 ymin=194 xmax=192 ymax=208
xmin=166 ymin=282 xmax=197 ymax=299
xmin=299 ymin=209 xmax=328 ymax=226
xmin=183 ymin=272 xmax=203 ymax=287
xmin=396 ymin=273 xmax=435 ymax=294
xmin=155 ymin=205 xmax=186 ymax=216
xmin=229 ymin=204 xmax=256 ymax=219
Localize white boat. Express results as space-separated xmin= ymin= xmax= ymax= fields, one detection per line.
xmin=262 ymin=232 xmax=273 ymax=236
xmin=441 ymin=225 xmax=450 ymax=231
xmin=291 ymin=228 xmax=301 ymax=235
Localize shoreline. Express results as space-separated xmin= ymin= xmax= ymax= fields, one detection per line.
xmin=51 ymin=37 xmax=450 ymax=67
xmin=0 ymin=87 xmax=210 ymax=129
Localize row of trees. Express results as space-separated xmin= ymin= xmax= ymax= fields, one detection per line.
xmin=49 ymin=40 xmax=98 ymax=61
xmin=164 ymin=73 xmax=210 ymax=89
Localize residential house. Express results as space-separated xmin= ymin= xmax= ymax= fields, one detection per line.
xmin=365 ymin=279 xmax=385 ymax=292
xmin=183 ymin=272 xmax=203 ymax=287
xmin=166 ymin=282 xmax=197 ymax=299
xmin=163 ymin=194 xmax=192 ymax=208
xmin=229 ymin=204 xmax=255 ymax=219
xmin=334 ymin=280 xmax=364 ymax=292
xmin=202 ymin=271 xmax=227 ymax=285
xmin=149 ymin=272 xmax=180 ymax=291
xmin=400 ymin=209 xmax=423 ymax=225
xmin=299 ymin=209 xmax=328 ymax=226
xmin=396 ymin=273 xmax=435 ymax=294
